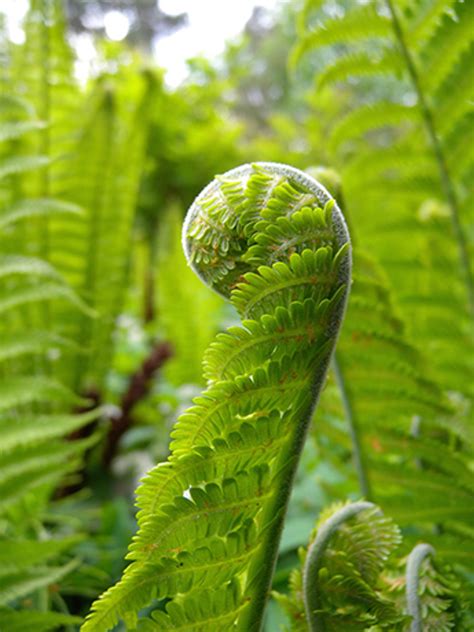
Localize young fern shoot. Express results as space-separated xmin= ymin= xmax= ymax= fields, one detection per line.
xmin=83 ymin=162 xmax=351 ymax=631
xmin=276 ymin=501 xmax=467 ymax=631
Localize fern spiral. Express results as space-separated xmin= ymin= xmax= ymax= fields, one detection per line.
xmin=276 ymin=501 xmax=467 ymax=631
xmin=84 ymin=162 xmax=351 ymax=631
xmin=302 ymin=500 xmax=380 ymax=630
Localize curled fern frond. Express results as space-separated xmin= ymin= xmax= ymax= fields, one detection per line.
xmin=84 ymin=162 xmax=351 ymax=631
xmin=302 ymin=501 xmax=403 ymax=631
xmin=275 ymin=502 xmax=469 ymax=631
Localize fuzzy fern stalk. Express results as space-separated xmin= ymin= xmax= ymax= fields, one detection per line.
xmin=83 ymin=162 xmax=351 ymax=631
xmin=404 ymin=544 xmax=464 ymax=632
xmin=406 ymin=544 xmax=436 ymax=632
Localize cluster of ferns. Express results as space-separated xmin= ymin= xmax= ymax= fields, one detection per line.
xmin=84 ymin=164 xmax=466 ymax=631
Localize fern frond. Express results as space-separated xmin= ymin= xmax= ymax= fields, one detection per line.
xmin=56 ymin=71 xmax=157 ymax=390
xmin=0 ymin=537 xmax=82 ymax=575
xmin=420 ymin=0 xmax=474 ymax=94
xmin=0 ymin=409 xmax=100 ymax=454
xmin=0 ymin=560 xmax=78 ymax=607
xmin=0 ymin=155 xmax=49 ymax=179
xmin=0 ymin=120 xmax=46 ymax=143
xmin=292 ymin=5 xmax=392 ymax=65
xmin=310 ymin=237 xmax=474 ymax=567
xmin=0 ymin=376 xmax=83 ymax=411
xmin=137 ymin=412 xmax=287 ymax=511
xmin=0 ymin=610 xmax=82 ymax=632
xmin=0 ymin=6 xmax=133 ymax=623
xmin=402 ymin=543 xmax=469 ymax=631
xmin=316 ymin=50 xmax=402 ymax=89
xmin=329 ymin=102 xmax=417 ymax=150
xmin=130 ymin=467 xmax=270 ymax=563
xmin=294 ymin=0 xmax=474 ymax=316
xmin=203 ymin=298 xmax=336 ymax=383
xmin=276 ymin=501 xmax=406 ymax=631
xmin=0 ymin=198 xmax=82 ymax=230
xmin=276 ymin=501 xmax=468 ymax=631
xmin=83 ymin=532 xmax=254 ymax=631
xmin=137 ymin=582 xmax=243 ymax=631
xmin=84 ymin=163 xmax=351 ymax=631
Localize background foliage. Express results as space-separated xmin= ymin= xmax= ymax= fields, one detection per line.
xmin=0 ymin=0 xmax=472 ymax=629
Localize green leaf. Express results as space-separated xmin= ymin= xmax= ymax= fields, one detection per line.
xmin=0 ymin=610 xmax=82 ymax=632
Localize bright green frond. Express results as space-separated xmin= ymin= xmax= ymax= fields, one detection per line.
xmin=0 ymin=198 xmax=83 ymax=230
xmin=0 ymin=560 xmax=78 ymax=607
xmin=0 ymin=609 xmax=82 ymax=632
xmin=84 ymin=163 xmax=351 ymax=631
xmin=293 ymin=5 xmax=392 ymax=64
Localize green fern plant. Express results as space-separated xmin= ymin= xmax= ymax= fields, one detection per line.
xmin=3 ymin=0 xmax=157 ymax=395
xmin=83 ymin=162 xmax=352 ymax=630
xmin=274 ymin=500 xmax=467 ymax=631
xmin=296 ymin=167 xmax=474 ymax=579
xmin=0 ymin=1 xmax=157 ymax=625
xmin=0 ymin=83 xmax=99 ymax=632
xmin=1 ymin=0 xmax=472 ymax=628
xmin=293 ymin=0 xmax=473 ymax=398
xmin=291 ymin=0 xmax=474 ymax=577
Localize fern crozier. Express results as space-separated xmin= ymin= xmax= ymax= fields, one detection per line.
xmin=84 ymin=162 xmax=351 ymax=631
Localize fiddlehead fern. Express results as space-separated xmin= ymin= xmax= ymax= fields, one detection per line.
xmin=303 ymin=501 xmax=380 ymax=630
xmin=84 ymin=162 xmax=351 ymax=631
xmin=301 ymin=501 xmax=404 ymax=631
xmin=276 ymin=501 xmax=468 ymax=632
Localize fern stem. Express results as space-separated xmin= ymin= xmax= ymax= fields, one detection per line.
xmin=39 ymin=0 xmax=51 ymax=263
xmin=51 ymin=592 xmax=74 ymax=632
xmin=302 ymin=501 xmax=378 ymax=631
xmin=102 ymin=340 xmax=172 ymax=466
xmin=239 ymin=369 xmax=333 ymax=632
xmin=333 ymin=354 xmax=372 ymax=499
xmin=385 ymin=0 xmax=474 ymax=315
xmin=405 ymin=543 xmax=435 ymax=632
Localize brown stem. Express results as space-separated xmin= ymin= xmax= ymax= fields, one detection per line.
xmin=102 ymin=340 xmax=173 ymax=467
